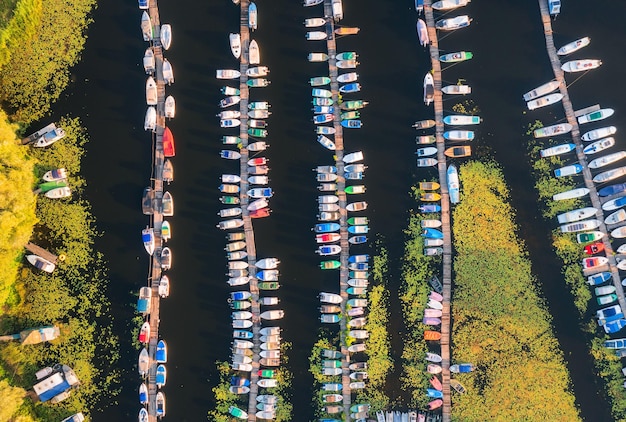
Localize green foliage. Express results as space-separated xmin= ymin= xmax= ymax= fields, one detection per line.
xmin=0 ymin=0 xmax=96 ymax=123
xmin=452 ymin=99 xmax=480 ymax=115
xmin=0 ymin=378 xmax=27 ymax=421
xmin=451 ymin=160 xmax=580 ymax=421
xmin=0 ymin=0 xmax=42 ymax=71
xmin=308 ymin=334 xmax=340 ymax=419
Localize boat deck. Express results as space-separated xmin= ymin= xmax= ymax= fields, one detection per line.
xmin=424 ymin=2 xmax=452 ymax=421
xmin=537 ymin=0 xmax=626 ymax=316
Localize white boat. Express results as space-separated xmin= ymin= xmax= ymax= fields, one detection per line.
xmin=337 ymin=59 xmax=359 ymax=69
xmin=533 ymin=123 xmax=572 ymax=138
xmin=603 ymin=196 xmax=626 ymax=212
xmin=43 ymin=168 xmax=67 ymax=182
xmin=216 ymin=69 xmax=241 ymax=79
xmin=553 ymin=188 xmax=589 ymax=201
xmin=523 ymin=80 xmax=560 ymax=101
xmin=141 ymin=11 xmax=152 ymax=41
xmin=578 ymin=108 xmax=614 ymax=125
xmin=527 ymin=93 xmax=563 ymax=110
xmin=248 ymin=176 xmax=268 ymax=185
xmin=423 ymin=73 xmax=434 ymax=106
xmin=582 ymin=126 xmax=617 ymax=142
xmin=435 ymin=15 xmax=471 ymax=31
xmin=218 ymin=219 xmax=245 ymax=230
xmin=584 ymin=137 xmax=615 ymax=155
xmin=417 ymin=19 xmax=429 ymax=47
xmin=142 ymin=227 xmax=155 ymax=255
xmin=417 ymin=147 xmax=437 ymax=157
xmin=605 ymin=209 xmax=626 ymax=225
xmin=248 ymin=2 xmax=258 ymax=30
xmin=304 ymin=0 xmax=324 ymax=5
xmin=249 ymin=40 xmax=260 ymax=65
xmin=143 ymin=48 xmax=155 ymax=74
xmin=417 ymin=158 xmax=437 ymax=167
xmin=144 ymin=107 xmax=156 ymax=131
xmin=448 ymin=164 xmax=460 ymax=204
xmin=589 ymin=151 xmax=626 ymax=169
xmin=444 ymin=130 xmax=474 ymax=141
xmin=562 ymin=59 xmax=602 ymax=73
xmin=218 ymin=110 xmax=241 ymax=119
xmin=247 ymin=66 xmax=269 ymax=77
xmin=556 ymin=207 xmax=598 ymax=224
xmin=554 ymin=164 xmax=582 ymax=177
xmin=305 ymin=17 xmax=326 ymax=27
xmin=343 ymin=151 xmax=364 ymax=163
xmin=220 ymin=208 xmax=243 ymax=218
xmin=229 ymin=33 xmax=241 ymax=59
xmin=164 ymin=96 xmax=175 ymax=118
xmin=557 ymin=36 xmax=591 ymax=56
xmin=258 ymin=379 xmax=278 ymax=388
xmin=260 ymin=310 xmax=284 ymax=320
xmin=432 ymin=0 xmax=471 ymax=11
xmin=160 ymin=24 xmax=172 ymax=50
xmin=162 ymin=58 xmax=174 ymax=84
xmin=320 ymin=292 xmax=342 ymax=304
xmin=612 ymin=226 xmax=626 ymax=239
xmin=45 ymin=186 xmax=71 ymax=199
xmin=158 ymin=275 xmax=170 ymax=297
xmin=540 ymin=143 xmax=575 ymax=158
xmin=317 ymin=135 xmax=336 ymax=150
xmin=308 ymin=52 xmax=329 ymax=62
xmin=442 ymin=84 xmax=471 ymax=95
xmin=146 ymin=77 xmax=157 ymax=105
xmin=26 ymin=254 xmax=56 ymax=273
xmin=593 ymin=166 xmax=626 ymax=184
xmin=220 ymin=119 xmax=241 ymax=128
xmin=306 ymin=31 xmax=327 ymax=40
xmin=248 ymin=141 xmax=268 ymax=152
xmin=338 ymin=72 xmax=358 ymax=83
xmin=443 ymin=115 xmax=481 ymax=125
xmin=560 ymin=219 xmax=601 ymax=233
xmin=256 ymin=258 xmax=280 ymax=269
xmin=138 ymin=348 xmax=149 ymax=376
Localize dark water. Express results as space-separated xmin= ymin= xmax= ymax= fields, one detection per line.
xmin=52 ymin=0 xmax=626 ymax=420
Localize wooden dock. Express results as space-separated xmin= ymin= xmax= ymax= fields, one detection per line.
xmin=424 ymin=2 xmax=452 ymax=421
xmin=323 ymin=0 xmax=352 ymax=419
xmin=536 ymin=0 xmax=626 ymax=314
xmin=24 ymin=242 xmax=58 ymax=264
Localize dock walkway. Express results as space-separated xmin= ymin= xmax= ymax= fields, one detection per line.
xmin=536 ymin=0 xmax=626 ymax=313
xmin=424 ymin=2 xmax=452 ymax=421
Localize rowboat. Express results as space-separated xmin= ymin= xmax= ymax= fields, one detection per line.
xmin=533 ymin=123 xmax=572 ymax=138
xmin=26 ymin=254 xmax=55 ymax=273
xmin=540 ymin=143 xmax=575 ymax=158
xmin=144 ymin=106 xmax=156 ymax=131
xmin=162 ymin=59 xmax=174 ymax=84
xmin=308 ymin=52 xmax=329 ymax=62
xmin=557 ymin=207 xmax=598 ymax=224
xmin=560 ymin=219 xmax=601 ymax=233
xmin=248 ymin=2 xmax=257 ymax=30
xmin=335 ymin=27 xmax=360 ymax=36
xmin=141 ymin=11 xmax=152 ymax=41
xmin=417 ymin=19 xmax=429 ymax=47
xmin=422 ymin=228 xmax=444 ymax=239
xmin=589 ymin=151 xmax=626 ymax=169
xmin=557 ymin=36 xmax=591 ymax=56
xmin=582 ymin=126 xmax=617 ymax=142
xmin=348 ymin=235 xmax=367 ymax=244
xmin=310 ymin=76 xmax=331 ymax=86
xmin=424 ymin=330 xmax=441 ymax=341
xmin=317 ymin=135 xmax=336 ymax=150
xmin=599 ymin=183 xmax=626 ymax=197
xmin=421 ymin=192 xmax=441 ymax=202
xmin=312 ymin=97 xmax=333 ymax=106
xmin=343 ymin=151 xmax=364 ymax=163
xmin=415 ymin=135 xmax=435 ymax=145
xmin=229 ymin=406 xmax=248 ymax=420
xmin=306 ymin=31 xmax=327 ymax=41
xmin=305 ymin=17 xmax=326 ymax=27
xmin=317 ymin=245 xmax=341 ymax=255
xmin=439 ymin=51 xmax=473 ymax=63
xmin=442 ymin=84 xmax=472 ymax=95
xmin=313 ymin=114 xmax=333 ymax=124
xmin=38 ymin=181 xmax=67 ymax=193
xmin=425 ymin=352 xmax=443 ymax=363
xmin=420 ymin=204 xmax=441 ymax=213
xmin=554 ymin=163 xmax=582 ymax=177
xmin=598 ymin=293 xmax=618 ymax=306
xmin=160 ymin=24 xmax=172 ymax=50
xmin=337 ymin=59 xmax=359 ymax=69
xmin=444 ymin=115 xmax=481 ymax=125
xmin=445 ymin=146 xmax=471 ymax=158
xmin=138 ymin=348 xmax=149 ymax=376
xmin=605 ymin=209 xmax=626 ymax=225
xmin=561 ymin=59 xmax=602 ymax=73
xmin=584 ymin=137 xmax=615 ymax=155
xmin=143 ymin=48 xmax=155 ymax=74
xmin=138 ymin=0 xmax=149 ymax=9
xmin=45 ymin=187 xmax=71 ymax=199
xmin=420 ymin=182 xmax=440 ymax=191
xmin=603 ymin=196 xmax=626 ymax=212
xmin=527 ymin=93 xmax=563 ymax=110
xmin=593 ymin=166 xmax=626 ymax=184
xmin=320 ymin=260 xmax=341 ymax=270
xmin=424 ymin=73 xmax=434 ymax=106
xmin=444 ymin=130 xmax=474 ymax=141
xmin=578 ymin=108 xmax=614 ymax=125
xmin=139 ymin=383 xmax=148 ymax=404
xmin=247 ymin=66 xmax=269 ymax=77
xmin=576 ymin=231 xmax=604 ymax=244
xmin=436 ymin=15 xmax=471 ymax=31
xmin=413 ymin=119 xmax=436 ymax=130
xmin=314 ymin=223 xmax=340 ymax=233
xmin=417 ymin=147 xmax=437 ymax=157
xmin=216 ymin=69 xmax=241 ymax=79
xmin=523 ymin=80 xmax=560 ymax=101
xmin=447 ymin=164 xmax=460 ymax=204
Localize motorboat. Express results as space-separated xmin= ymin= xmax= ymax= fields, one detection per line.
xmin=220 ymin=150 xmax=241 ymax=160
xmin=247 ymin=78 xmax=270 ymax=88
xmin=141 ymin=11 xmax=152 ymax=41
xmin=312 ymin=97 xmax=333 ymax=106
xmin=440 ymin=51 xmax=473 ymax=63
xmin=337 ymin=52 xmax=357 ymax=61
xmin=603 ymin=196 xmax=626 ymax=212
xmin=317 ymin=135 xmax=336 ymax=150
xmin=582 ymin=126 xmax=617 ymax=142
xmin=314 ymin=223 xmax=340 ymax=233
xmin=554 ymin=163 xmax=583 ymax=177
xmin=306 ymin=31 xmax=327 ymax=40
xmin=319 ymin=183 xmax=337 ymax=192
xmin=421 ymin=192 xmax=441 ymax=201
xmin=144 ymin=106 xmax=156 ymax=131
xmin=445 ymin=146 xmax=471 ymax=158
xmin=442 ymin=84 xmax=471 ymax=95
xmin=527 ymin=93 xmax=563 ymax=110
xmin=533 ymin=123 xmax=572 ymax=138
xmin=160 ymin=24 xmax=172 ymax=50
xmin=260 ymin=310 xmax=285 ymax=320
xmin=139 ymin=382 xmax=148 ymax=404
xmin=138 ymin=322 xmax=150 ymax=343
xmin=432 ymin=0 xmax=471 ymax=10
xmin=540 ymin=143 xmax=575 ymax=158
xmin=158 ymin=275 xmax=170 ymax=298
xmin=582 ymin=256 xmax=608 ymax=269
xmin=605 ymin=209 xmax=626 ymax=225
xmin=216 ymin=69 xmax=241 ymax=79
xmin=594 ymin=166 xmax=626 ymax=184
xmin=164 ymin=95 xmax=175 ymax=118
xmin=556 ymin=207 xmax=598 ymax=224
xmin=523 ymin=80 xmax=560 ymax=101
xmin=549 ymin=0 xmax=561 ymax=16
xmin=220 ymin=119 xmax=241 ymax=128
xmin=317 ymin=245 xmax=341 ymax=255
xmin=314 ymin=114 xmax=333 ymax=124
xmin=222 ymin=86 xmax=240 ymax=96
xmin=341 ymin=120 xmax=362 ymax=129
xmin=578 ymin=108 xmax=614 ymax=125
xmin=45 ymin=187 xmax=71 ymax=199
xmin=337 ymin=59 xmax=359 ymax=69
xmin=444 ymin=115 xmax=481 ymax=125
xmin=248 ymin=2 xmax=258 ymax=30
xmin=424 ymin=73 xmax=434 ymax=106
xmin=305 ymin=17 xmax=326 ymax=27
xmin=142 ymin=227 xmax=155 ymax=255
xmin=248 ymin=198 xmax=269 ymax=211
xmin=304 ymin=0 xmax=323 ymax=5
xmin=249 ymin=40 xmax=260 ymax=65
xmin=584 ymin=137 xmax=615 ymax=155
xmin=345 ymin=185 xmax=366 ymax=194
xmin=435 ymin=15 xmax=471 ymax=31
xmin=417 ymin=19 xmax=429 ymax=47
xmin=338 ymin=72 xmax=359 ymax=83
xmin=586 ymin=271 xmax=611 ymax=285
xmin=560 ymin=219 xmax=601 ymax=233
xmin=143 ymin=48 xmax=155 ymax=74
xmin=220 ymin=96 xmax=241 ymax=108
xmin=43 ymin=168 xmax=67 ymax=182
xmin=248 ymin=109 xmax=271 ymax=118
xmin=413 ymin=120 xmax=436 ymax=130
xmin=310 ymin=76 xmax=331 ymax=86
xmin=146 ymin=77 xmax=157 ymax=105
xmin=160 ymin=247 xmax=172 ymax=269
xmin=557 ymin=36 xmax=591 ymax=56
xmin=138 ymin=0 xmax=149 ymax=9
xmin=248 ymin=141 xmax=268 ymax=152
xmin=162 ymin=58 xmax=174 ymax=84
xmin=444 ymin=130 xmax=474 ymax=141
xmin=229 ymin=33 xmax=241 ymax=59
xmin=247 ymin=66 xmax=270 ymax=77
xmin=344 ymin=151 xmax=364 ymax=163
xmin=346 ymin=201 xmax=367 ymax=211
xmin=562 ymin=59 xmax=602 ymax=73
xmin=335 ymin=26 xmax=360 ymax=36
xmin=589 ymin=151 xmax=626 ymax=169
xmin=339 ymin=82 xmax=361 ymax=93
xmin=599 ymin=183 xmax=626 ymax=197
xmin=308 ymin=52 xmax=329 ymax=62
xmin=553 ymin=188 xmax=589 ymax=201
xmin=26 ymin=254 xmax=55 ymax=273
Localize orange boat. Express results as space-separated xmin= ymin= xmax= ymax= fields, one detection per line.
xmin=250 ymin=208 xmax=271 ymax=219
xmin=335 ymin=27 xmax=360 ymax=36
xmin=429 ymin=376 xmax=442 ymax=391
xmin=163 ymin=127 xmax=175 ymax=157
xmin=424 ymin=330 xmax=441 ymax=341
xmin=584 ymin=242 xmax=605 ymax=255
xmin=428 ymin=399 xmax=443 ymax=410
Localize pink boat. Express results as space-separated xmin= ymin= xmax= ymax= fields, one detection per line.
xmin=427 ymin=364 xmax=442 ymax=374
xmin=424 ymin=309 xmax=442 ymax=318
xmin=347 ymin=307 xmax=364 ymax=317
xmin=429 ymin=291 xmax=443 ymax=301
xmin=428 ymin=399 xmax=443 ymax=410
xmin=423 ymin=317 xmax=442 ymax=326
xmin=430 ymin=376 xmax=442 ymax=391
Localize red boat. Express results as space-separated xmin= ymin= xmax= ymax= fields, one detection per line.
xmin=316 ymin=233 xmax=341 ymax=243
xmin=247 ymin=157 xmax=268 ymax=166
xmin=163 ymin=127 xmax=175 ymax=157
xmin=429 ymin=376 xmax=442 ymax=391
xmin=428 ymin=399 xmax=443 ymax=410
xmin=250 ymin=208 xmax=271 ymax=219
xmin=424 ymin=330 xmax=441 ymax=341
xmin=584 ymin=242 xmax=605 ymax=255
xmin=138 ymin=322 xmax=150 ymax=343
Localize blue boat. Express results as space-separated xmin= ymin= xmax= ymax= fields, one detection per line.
xmin=349 ymin=254 xmax=369 ymax=263
xmin=349 ymin=262 xmax=369 ymax=270
xmin=156 ymin=364 xmax=167 ymax=387
xmin=447 ymin=164 xmax=460 ymax=205
xmin=314 ymin=223 xmax=341 ymax=233
xmin=348 ymin=225 xmax=369 ymax=234
xmin=156 ymin=340 xmax=167 ymax=363
xmin=587 ymin=272 xmax=611 ymax=285
xmin=319 ymin=246 xmax=340 ymax=255
xmin=256 ymin=270 xmax=279 ymax=281
xmin=607 ymin=319 xmax=626 ymax=333
xmin=230 ymin=291 xmax=251 ymax=301
xmin=339 ymin=83 xmax=361 ymax=93
xmin=220 ymin=150 xmax=241 ymax=160
xmin=313 ymin=106 xmax=334 ymax=114
xmin=548 ymin=0 xmax=561 ymax=16
xmin=231 ymin=376 xmax=250 ymax=387
xmin=347 ymin=287 xmax=367 ymax=295
xmin=345 ymin=172 xmax=364 ymax=180
xmin=349 ymin=271 xmax=369 ymax=279
xmin=599 ymin=183 xmax=626 ymax=197
xmin=427 ymin=388 xmax=443 ymax=399
xmin=233 ymin=330 xmax=253 ymax=339
xmin=604 ymin=338 xmax=626 ymax=349
xmin=419 ymin=204 xmax=441 ymax=213
xmin=341 ymin=120 xmax=362 ymax=129
xmin=138 ymin=0 xmax=148 ymax=9
xmin=601 ymin=313 xmax=625 ymax=325
xmin=554 ymin=163 xmax=583 ymax=177
xmin=450 ymin=363 xmax=474 ymax=373
xmin=422 ymin=228 xmax=444 ymax=239
xmin=139 ymin=383 xmax=148 ymax=404
xmin=349 ymin=235 xmax=368 ymax=244
xmin=415 ymin=0 xmax=424 ymax=13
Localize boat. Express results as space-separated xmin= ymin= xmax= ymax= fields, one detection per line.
xmin=346 ymin=201 xmax=367 ymax=211
xmin=348 ymin=235 xmax=367 ymax=244
xmin=435 ymin=15 xmax=471 ymax=31
xmin=321 ymin=260 xmax=341 ymax=270
xmin=429 ymin=275 xmax=443 ymax=293
xmin=556 ymin=207 xmax=598 ymax=224
xmin=348 ymin=225 xmax=369 ymax=234
xmin=577 ymin=231 xmax=605 ymax=244
xmin=584 ymin=137 xmax=615 ymax=155
xmin=143 ymin=106 xmax=156 ymax=131
xmin=229 ymin=406 xmax=248 ymax=420
xmin=143 ymin=48 xmax=155 ymax=74
xmin=598 ymin=294 xmax=618 ymax=306
xmin=593 ymin=166 xmax=626 ymax=184
xmin=308 ymin=52 xmax=329 ymax=62
xmin=141 ymin=11 xmax=152 ymax=41
xmin=533 ymin=123 xmax=572 ymax=138
xmin=142 ymin=227 xmax=155 ymax=255
xmin=139 ymin=382 xmax=148 ymax=404
xmin=160 ymin=24 xmax=172 ymax=50
xmin=305 ymin=17 xmax=326 ymax=27
xmin=583 ymin=256 xmax=608 ymax=269
xmin=549 ymin=0 xmax=561 ymax=15
xmin=318 ymin=195 xmax=339 ymax=204
xmin=306 ymin=31 xmax=327 ymax=41
xmin=314 ymin=114 xmax=333 ymax=124
xmin=317 ymin=245 xmax=342 ymax=256
xmin=158 ymin=276 xmax=170 ymax=298
xmin=587 ymin=271 xmax=611 ymax=285
xmin=338 ymin=72 xmax=359 ymax=83
xmin=541 ymin=144 xmax=576 ymax=159
xmin=450 ymin=363 xmax=475 ymax=373
xmin=317 ymin=233 xmax=341 ymax=243
xmin=578 ymin=108 xmax=614 ymax=125
xmin=337 ymin=60 xmax=359 ymax=69
xmin=343 ymin=151 xmax=364 ymax=163
xmin=612 ymin=226 xmax=626 ymax=239
xmin=604 ymin=319 xmax=626 ymax=334
xmin=554 ymin=163 xmax=583 ymax=177
xmin=249 ymin=40 xmax=260 ymax=65
xmin=156 ymin=364 xmax=167 ymax=388
xmin=314 ymin=223 xmax=340 ymax=233
xmin=417 ymin=158 xmax=437 ymax=167
xmin=444 ymin=115 xmax=481 ymax=125
xmin=553 ymin=187 xmax=589 ymax=201
xmin=160 ymin=247 xmax=172 ymax=269
xmin=339 ymin=82 xmax=361 ymax=93
xmin=304 ymin=0 xmax=323 ymax=5
xmin=560 ymin=219 xmax=601 ymax=233
xmin=138 ymin=322 xmax=150 ymax=343
xmin=421 ymin=192 xmax=441 ymax=202
xmin=604 ymin=338 xmax=626 ymax=349
xmin=432 ymin=0 xmax=471 ymax=10
xmin=425 ymin=352 xmax=443 ymax=363
xmin=523 ymin=80 xmax=560 ymax=101
xmin=247 ymin=78 xmax=271 ymax=88
xmin=42 ymin=168 xmax=67 ymax=182
xmin=348 ymin=343 xmax=367 ymax=353
xmin=319 ymin=183 xmax=337 ymax=192
xmin=256 ymin=270 xmax=279 ymax=281
xmin=25 ymin=254 xmax=56 ymax=273
xmin=603 ymin=196 xmax=626 ymax=211
xmin=557 ymin=36 xmax=591 ymax=56
xmin=317 ymin=135 xmax=336 ymax=150
xmin=248 ymin=175 xmax=268 ymax=185
xmin=439 ymin=51 xmax=473 ymax=63
xmin=599 ymin=183 xmax=626 ymax=197
xmin=428 ymin=399 xmax=443 ymax=410
xmin=420 ymin=204 xmax=441 ymax=213
xmin=446 ymin=164 xmax=460 ymax=205
xmin=222 ymin=86 xmax=240 ymax=96
xmin=164 ymin=95 xmax=176 ymax=118
xmin=248 ymin=187 xmax=273 ymax=198
xmin=138 ymin=348 xmax=150 ymax=376
xmin=312 ymin=97 xmax=333 ymax=106
xmin=138 ymin=0 xmax=149 ymax=9
xmin=527 ymin=93 xmax=563 ymax=110
xmin=248 ymin=109 xmax=271 ymax=119
xmin=424 ymin=73 xmax=434 ymax=106
xmin=220 ymin=96 xmax=241 ymax=108
xmin=562 ymin=59 xmax=602 ymax=73
xmin=248 ymin=66 xmax=270 ymax=78
xmin=345 ymin=172 xmax=364 ymax=180
xmin=444 ymin=130 xmax=474 ymax=141
xmin=424 ymin=330 xmax=441 ymax=341
xmin=417 ymin=19 xmax=429 ymax=47
xmin=248 ymin=2 xmax=258 ymax=30
xmin=335 ymin=27 xmax=360 ymax=36
xmin=346 ymin=185 xmax=366 ymax=194
xmin=341 ymin=119 xmax=362 ymax=129
xmin=162 ymin=58 xmax=174 ymax=84
xmin=422 ymin=219 xmax=442 ymax=229
xmin=589 ymin=151 xmax=626 ymax=169
xmin=427 ymin=388 xmax=443 ymax=399
xmin=45 ymin=187 xmax=71 ymax=199
xmin=229 ymin=33 xmax=241 ymax=59
xmin=445 ymin=146 xmax=471 ymax=158
xmin=415 ymin=135 xmax=436 ymax=145
xmin=216 ymin=69 xmax=241 ymax=79
xmin=582 ymin=126 xmax=617 ymax=142
xmin=248 ymin=128 xmax=268 ymax=138
xmin=442 ymin=84 xmax=472 ymax=95
xmin=310 ymin=76 xmax=331 ymax=86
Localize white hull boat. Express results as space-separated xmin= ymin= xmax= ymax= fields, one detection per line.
xmin=540 ymin=143 xmax=575 ymax=158
xmin=527 ymin=93 xmax=563 ymax=110
xmin=229 ymin=33 xmax=241 ymax=59
xmin=424 ymin=72 xmax=434 ymax=106
xmin=216 ymin=69 xmax=242 ymax=79
xmin=582 ymin=126 xmax=617 ymax=142
xmin=164 ymin=95 xmax=175 ymax=118
xmin=442 ymin=84 xmax=471 ymax=95
xmin=533 ymin=123 xmax=572 ymax=138
xmin=417 ymin=19 xmax=429 ymax=47
xmin=557 ymin=36 xmax=591 ymax=56
xmin=160 ymin=24 xmax=172 ymax=50
xmin=523 ymin=80 xmax=560 ymax=101
xmin=593 ymin=166 xmax=626 ymax=184
xmin=578 ymin=108 xmax=614 ymax=125
xmin=162 ymin=59 xmax=174 ymax=84
xmin=584 ymin=137 xmax=615 ymax=155
xmin=557 ymin=207 xmax=598 ymax=224
xmin=560 ymin=219 xmax=601 ymax=233
xmin=146 ymin=77 xmax=157 ymax=105
xmin=144 ymin=107 xmax=156 ymax=131
xmin=589 ymin=151 xmax=626 ymax=169
xmin=432 ymin=0 xmax=471 ymax=11
xmin=605 ymin=209 xmax=626 ymax=225
xmin=143 ymin=48 xmax=155 ymax=74
xmin=305 ymin=17 xmax=326 ymax=27
xmin=249 ymin=40 xmax=260 ymax=65
xmin=562 ymin=59 xmax=602 ymax=73
xmin=553 ymin=188 xmax=589 ymax=201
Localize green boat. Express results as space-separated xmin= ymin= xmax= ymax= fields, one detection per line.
xmin=322 ymin=359 xmax=342 ymax=368
xmin=38 ymin=181 xmax=67 ymax=193
xmin=230 ymin=300 xmax=251 ymax=310
xmin=320 ymin=260 xmax=341 ymax=270
xmin=337 ymin=52 xmax=357 ymax=60
xmin=259 ymin=369 xmax=276 ymax=378
xmin=259 ymin=282 xmax=279 ymax=290
xmin=348 ymin=217 xmax=369 ymax=225
xmin=341 ymin=111 xmax=360 ymax=120
xmin=345 ymin=185 xmax=366 ymax=195
xmin=439 ymin=51 xmax=473 ymax=63
xmin=347 ymin=287 xmax=367 ymax=295
xmin=248 ymin=128 xmax=268 ymax=138
xmin=340 ymin=100 xmax=368 ymax=111
xmin=220 ymin=196 xmax=240 ymax=205
xmin=228 ymin=406 xmax=248 ymax=419
xmin=310 ymin=76 xmax=331 ymax=86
